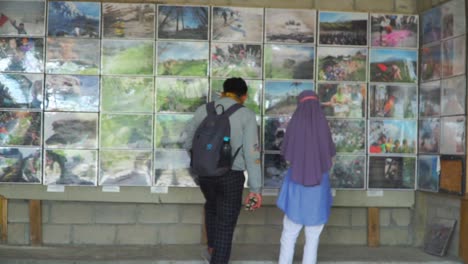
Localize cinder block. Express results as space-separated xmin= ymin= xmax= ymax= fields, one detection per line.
xmin=95 ymin=204 xmax=137 ymax=224
xmin=234 ymin=226 xmax=265 ymax=244
xmin=116 ymin=225 xmax=159 ymax=245
xmin=266 ymin=207 xmax=283 ymax=225
xmin=328 ymin=208 xmax=351 ymax=226
xmin=180 ymin=205 xmax=203 ymax=224
xmin=8 ymin=200 xmax=29 ymax=223
xmin=396 ymin=0 xmax=417 ymax=13
xmin=73 ymin=225 xmax=116 ymax=245
xmin=263 ymin=225 xmax=282 ymax=245
xmin=392 ymin=208 xmax=412 ymax=226
xmin=7 ymin=223 xmax=28 ymax=245
xmin=316 ymin=0 xmax=354 ymax=11
xmin=42 ymin=202 xmax=49 ymax=224
xmin=43 ymin=225 xmax=71 ymax=245
xmin=159 ymin=224 xmax=201 ymax=244
xmin=320 ymin=226 xmax=367 ymax=245
xmin=50 ymin=202 xmax=93 ymax=224
xmin=380 ymin=228 xmax=411 ymax=245
xmin=379 ymin=208 xmax=391 ymax=227
xmin=351 ymin=208 xmax=367 ymax=227
xmin=237 ymin=208 xmax=266 ymax=225
xmin=137 ymin=204 xmax=179 ymax=224
xmin=356 ymin=0 xmax=394 ymax=12
xmin=265 ymin=0 xmax=314 ymax=8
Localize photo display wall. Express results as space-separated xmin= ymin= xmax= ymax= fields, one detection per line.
xmin=0 ymin=0 xmax=444 ymax=193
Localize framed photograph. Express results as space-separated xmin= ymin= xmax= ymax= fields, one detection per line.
xmin=211 ymin=43 xmax=262 ymax=78
xmin=318 ymin=11 xmax=367 ymax=46
xmin=154 ymin=149 xmax=197 ymax=187
xmin=0 ymin=73 xmax=43 ymax=110
xmin=317 ymin=83 xmax=366 ymax=118
xmin=328 ymin=119 xmax=365 ymax=154
xmin=44 ymin=112 xmax=98 ymax=149
xmin=46 ymin=38 xmax=99 ymax=75
xmin=99 ymin=150 xmax=152 ymax=186
xmin=47 ymin=1 xmax=100 ymax=38
xmin=211 ymin=79 xmax=262 ymax=114
xmin=439 ymin=155 xmax=465 ymax=195
xmin=420 ymin=44 xmax=441 ymax=82
xmin=263 ymin=153 xmax=289 ymax=188
xmin=100 ymin=114 xmax=153 ymax=149
xmin=158 ymin=5 xmax=209 ymax=40
xmin=370 ymin=49 xmax=417 ymax=83
xmin=45 ymin=75 xmax=99 ymax=112
xmin=102 ymin=76 xmax=154 ymax=113
xmin=368 ymin=156 xmax=416 ymax=189
xmin=441 ymin=76 xmax=465 ymax=116
xmin=368 ymin=119 xmax=417 ymax=154
xmin=418 ymin=118 xmax=440 ymax=154
xmin=317 ymin=47 xmax=367 ymax=82
xmin=417 ymin=155 xmax=440 ymax=192
xmin=263 ymin=116 xmax=291 ymax=151
xmin=0 ymin=147 xmax=41 ymax=183
xmin=440 ymin=116 xmax=465 ymax=155
xmin=369 ymin=84 xmax=417 ymax=119
xmin=103 ymin=3 xmax=155 ymax=39
xmin=441 ymin=0 xmax=466 ymax=39
xmin=370 ymin=14 xmax=418 ymax=48
xmin=0 ymin=37 xmax=44 ymax=73
xmin=264 ymin=80 xmax=313 ymax=115
xmin=422 ymin=7 xmax=441 ymax=45
xmin=0 ymin=111 xmax=41 ymax=146
xmin=102 ymin=40 xmax=154 ymax=75
xmin=419 ymin=81 xmax=441 ymax=117
xmin=155 ymin=114 xmax=192 ymax=149
xmin=424 ymin=218 xmax=457 ymax=256
xmin=212 ymin=7 xmax=263 ymax=43
xmin=264 ymin=44 xmax=314 ymax=80
xmin=442 ymin=36 xmax=466 ymax=78
xmin=330 ymin=155 xmax=366 ymax=189
xmin=156 ymin=77 xmax=207 ymax=113
xmin=265 ymin=8 xmax=315 ymax=43
xmin=0 ymin=1 xmax=45 ymax=36
xmin=157 ymin=41 xmax=208 ymax=77
xmin=44 ymin=149 xmax=97 ymax=186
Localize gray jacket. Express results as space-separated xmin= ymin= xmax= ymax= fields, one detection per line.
xmin=184 ymin=97 xmax=262 ymax=193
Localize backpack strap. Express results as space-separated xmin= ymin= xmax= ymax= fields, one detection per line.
xmin=223 ymin=103 xmax=244 ymax=117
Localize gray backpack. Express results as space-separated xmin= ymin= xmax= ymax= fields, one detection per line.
xmin=190 ymin=101 xmax=243 ymax=176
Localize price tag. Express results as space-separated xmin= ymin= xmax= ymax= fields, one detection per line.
xmin=366 ymin=190 xmax=384 ymax=197
xmin=102 ymin=186 xmax=120 ymax=192
xmin=151 ymin=186 xmax=169 ymax=194
xmin=47 ymin=185 xmax=65 ymax=192
xmin=262 ymin=189 xmax=279 ymax=196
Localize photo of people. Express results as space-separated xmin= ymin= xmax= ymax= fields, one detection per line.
xmin=418 ymin=118 xmax=440 ymax=154
xmin=422 ymin=7 xmax=441 ymax=44
xmin=328 ymin=119 xmax=365 ymax=153
xmin=45 ymin=75 xmax=99 ymax=112
xmin=440 ymin=116 xmax=465 ymax=155
xmin=369 ymin=84 xmax=417 ymax=119
xmin=441 ymin=0 xmax=465 ymax=39
xmin=46 ymin=38 xmax=99 ymax=75
xmin=420 ymin=44 xmax=441 ymax=82
xmin=319 ymin=11 xmax=367 ymax=46
xmin=441 ymin=76 xmax=465 ymax=116
xmin=0 ymin=37 xmax=44 ymax=73
xmin=0 ymin=147 xmax=41 ymax=183
xmin=263 ymin=153 xmax=289 ymax=188
xmin=0 ymin=73 xmax=43 ymax=110
xmin=264 ymin=44 xmax=314 ymax=80
xmin=103 ymin=3 xmax=155 ymax=39
xmin=44 ymin=149 xmax=97 ymax=186
xmin=441 ymin=36 xmax=465 ymax=78
xmin=100 ymin=114 xmax=153 ymax=149
xmin=154 ymin=149 xmax=197 ymax=187
xmin=99 ymin=150 xmax=152 ymax=186
xmin=317 ymin=47 xmax=367 ymax=82
xmin=44 ymin=112 xmax=98 ymax=149
xmin=157 ymin=41 xmax=208 ymax=77
xmin=156 ymin=77 xmax=208 ymax=113
xmin=0 ymin=111 xmax=41 ymax=146
xmin=330 ymin=155 xmax=365 ymax=189
xmin=370 ymin=49 xmax=417 ymax=83
xmin=103 ymin=40 xmax=154 ymax=75
xmin=264 ymin=116 xmax=291 ymax=151
xmin=48 ymin=1 xmax=100 ymax=38
xmin=102 ymin=76 xmax=154 ymax=113
xmin=368 ymin=119 xmax=417 ymax=154
xmin=265 ymin=8 xmax=315 ymax=43
xmin=370 ymin=14 xmax=418 ymax=48
xmin=211 ymin=79 xmax=262 ymax=114
xmin=158 ymin=5 xmax=208 ymax=40
xmin=211 ymin=43 xmax=262 ymax=78
xmin=0 ymin=1 xmax=45 ymax=36
xmin=417 ymin=155 xmax=440 ymax=192
xmin=264 ymin=80 xmax=313 ymax=115
xmin=368 ymin=156 xmax=415 ymax=189
xmin=317 ymin=83 xmax=366 ymax=118
xmin=212 ymin=7 xmax=263 ymax=42
xmin=419 ymin=81 xmax=441 ymax=117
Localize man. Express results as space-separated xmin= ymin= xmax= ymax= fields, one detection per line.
xmin=184 ymin=77 xmax=262 ymax=263
xmin=10 ymin=20 xmax=27 ymax=35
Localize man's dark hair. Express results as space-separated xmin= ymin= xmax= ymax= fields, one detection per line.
xmin=223 ymin=77 xmax=248 ymax=97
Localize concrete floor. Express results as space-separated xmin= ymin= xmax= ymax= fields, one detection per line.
xmin=0 ymin=244 xmax=463 ymax=263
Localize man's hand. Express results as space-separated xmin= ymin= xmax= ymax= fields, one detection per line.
xmin=244 ymin=192 xmax=262 ymax=211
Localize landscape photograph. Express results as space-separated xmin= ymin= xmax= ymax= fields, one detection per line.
xmin=156 ymin=77 xmax=208 ymax=113
xmin=264 ymin=44 xmax=314 ymax=80
xmin=47 ymin=1 xmax=100 ymax=38
xmin=157 ymin=41 xmax=208 ymax=77
xmin=44 ymin=149 xmax=97 ymax=186
xmin=158 ymin=5 xmax=208 ymax=40
xmin=99 ymin=150 xmax=152 ymax=186
xmin=330 ymin=155 xmax=365 ymax=189
xmin=212 ymin=6 xmax=263 ymax=42
xmin=370 ymin=49 xmax=417 ymax=83
xmin=0 ymin=147 xmax=41 ymax=183
xmin=100 ymin=114 xmax=153 ymax=149
xmin=102 ymin=40 xmax=154 ymax=75
xmin=265 ymin=8 xmax=315 ymax=43
xmin=0 ymin=111 xmax=41 ymax=146
xmin=101 ymin=76 xmax=154 ymax=113
xmin=103 ymin=3 xmax=155 ymax=39
xmin=155 ymin=114 xmax=192 ymax=149
xmin=0 ymin=73 xmax=43 ymax=110
xmin=211 ymin=43 xmax=262 ymax=78
xmin=264 ymin=80 xmax=313 ymax=115
xmin=46 ymin=38 xmax=99 ymax=75
xmin=44 ymin=112 xmax=98 ymax=149
xmin=319 ymin=11 xmax=367 ymax=46
xmin=154 ymin=149 xmax=197 ymax=187
xmin=317 ymin=47 xmax=367 ymax=82
xmin=263 ymin=153 xmax=289 ymax=189
xmin=328 ymin=119 xmax=366 ymax=154
xmin=45 ymin=75 xmax=99 ymax=112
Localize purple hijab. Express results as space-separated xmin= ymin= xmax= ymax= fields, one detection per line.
xmin=281 ymin=90 xmax=336 ymax=186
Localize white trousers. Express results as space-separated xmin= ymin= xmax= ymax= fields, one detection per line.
xmin=278 ymin=215 xmax=324 ymax=264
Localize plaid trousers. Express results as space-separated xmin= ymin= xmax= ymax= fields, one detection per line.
xmin=199 ymin=170 xmax=245 ymax=264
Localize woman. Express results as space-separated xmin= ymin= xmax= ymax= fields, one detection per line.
xmin=277 ymin=90 xmax=336 ymax=264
